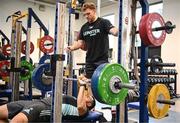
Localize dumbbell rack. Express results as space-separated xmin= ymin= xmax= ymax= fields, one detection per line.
xmin=148 ymin=68 xmax=178 ymax=98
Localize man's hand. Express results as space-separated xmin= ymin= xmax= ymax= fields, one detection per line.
xmin=65 ymin=46 xmax=73 ymax=52
xmin=79 ymin=79 xmax=87 ymax=85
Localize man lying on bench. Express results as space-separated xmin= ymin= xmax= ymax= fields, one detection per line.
xmin=0 ymin=79 xmax=96 ymax=123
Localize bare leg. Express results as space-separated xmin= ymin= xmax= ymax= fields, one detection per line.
xmin=10 ymin=113 xmax=28 ymax=123
xmin=0 ymin=104 xmax=8 ymax=120
xmin=0 ymin=120 xmax=8 ymax=123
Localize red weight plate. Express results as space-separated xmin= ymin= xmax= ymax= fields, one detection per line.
xmin=0 ymin=61 xmax=10 ymax=77
xmin=139 ymin=13 xmax=151 ymax=46
xmin=21 ymin=41 xmax=35 ymax=54
xmin=39 ymin=35 xmax=54 ymax=53
xmin=146 ymin=13 xmax=166 ymax=46
xmin=2 ymin=44 xmax=11 ymax=56
xmin=139 ymin=13 xmax=166 ymax=47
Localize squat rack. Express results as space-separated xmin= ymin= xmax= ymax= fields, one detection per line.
xmin=25 ymin=8 xmax=49 ymax=99
xmin=117 ymin=0 xmax=149 ymax=122
xmin=139 ymin=0 xmax=149 ymax=122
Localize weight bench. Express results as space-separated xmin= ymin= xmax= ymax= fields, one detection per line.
xmin=39 ymin=110 xmax=106 ymax=122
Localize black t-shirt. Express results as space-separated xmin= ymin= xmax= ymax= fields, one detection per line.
xmin=79 ymin=17 xmax=114 ymax=63
xmin=40 ymin=95 xmax=77 ymax=106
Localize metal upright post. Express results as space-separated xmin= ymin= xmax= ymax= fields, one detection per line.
xmin=67 ymin=7 xmax=75 ymax=96
xmin=12 ymin=21 xmax=22 ymax=101
xmin=139 ymin=0 xmax=149 ymax=122
xmin=23 ymin=9 xmax=32 ymax=99
xmin=9 ymin=16 xmax=17 ymax=90
xmin=116 ymin=0 xmax=126 ymax=122
xmin=51 ymin=2 xmax=66 ymax=122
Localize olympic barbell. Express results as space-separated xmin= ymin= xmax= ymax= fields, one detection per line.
xmin=21 ymin=40 xmax=35 ymax=55
xmin=91 ymin=63 xmax=175 ymax=119
xmin=136 ymin=20 xmax=175 ymax=34
xmin=31 ymin=63 xmax=174 ymax=119
xmin=32 ymin=63 xmax=90 ymax=91
xmin=138 ymin=13 xmax=175 ymax=47
xmin=148 ymin=84 xmax=175 ymax=119
xmin=39 ymin=35 xmax=54 ymax=54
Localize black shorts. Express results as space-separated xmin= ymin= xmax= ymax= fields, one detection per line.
xmin=7 ymin=100 xmax=50 ymax=122
xmin=85 ymin=60 xmax=108 ymax=79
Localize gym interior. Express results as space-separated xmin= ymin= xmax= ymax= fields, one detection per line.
xmin=0 ymin=0 xmax=180 ymax=122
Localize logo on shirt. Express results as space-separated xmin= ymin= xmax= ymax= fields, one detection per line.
xmin=23 ymin=108 xmax=33 ymax=114
xmin=83 ymin=29 xmax=100 ymax=37
xmin=89 ymin=26 xmax=93 ymax=29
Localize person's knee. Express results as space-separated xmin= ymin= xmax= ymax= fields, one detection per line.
xmin=0 ymin=119 xmax=8 ymax=123
xmin=10 ymin=113 xmax=28 ymax=123
xmin=0 ymin=104 xmax=8 ymax=120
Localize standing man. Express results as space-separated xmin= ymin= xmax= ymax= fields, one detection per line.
xmin=66 ymin=2 xmax=118 ymax=78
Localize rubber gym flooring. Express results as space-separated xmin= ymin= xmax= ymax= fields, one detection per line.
xmin=128 ymin=98 xmax=180 ymax=123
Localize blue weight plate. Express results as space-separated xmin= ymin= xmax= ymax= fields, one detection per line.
xmin=32 ymin=63 xmax=52 ymax=91
xmin=91 ymin=63 xmax=107 ymax=103
xmin=39 ymin=55 xmax=51 ymax=64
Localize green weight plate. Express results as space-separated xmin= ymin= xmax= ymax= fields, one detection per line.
xmin=97 ymin=63 xmax=129 ymax=105
xmin=21 ymin=56 xmax=33 ymax=64
xmin=20 ymin=60 xmax=34 ymax=81
xmin=91 ymin=63 xmax=107 ymax=103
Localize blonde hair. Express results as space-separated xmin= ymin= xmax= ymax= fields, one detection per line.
xmin=81 ymin=2 xmax=96 ymax=12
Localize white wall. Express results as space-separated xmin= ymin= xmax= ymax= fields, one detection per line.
xmin=0 ymin=0 xmax=56 ymax=62
xmin=72 ymin=13 xmax=87 ymax=70
xmin=101 ymin=3 xmax=119 ymax=63
xmin=162 ymin=0 xmax=180 ymax=94
xmin=0 ymin=0 xmax=86 ymax=65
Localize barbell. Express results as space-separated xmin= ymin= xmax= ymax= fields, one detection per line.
xmin=138 ymin=13 xmax=175 ymax=47
xmin=21 ymin=40 xmax=35 ymax=55
xmin=31 ymin=62 xmax=175 ymax=119
xmin=91 ymin=63 xmax=175 ymax=119
xmin=31 ymin=63 xmax=89 ymax=91
xmin=39 ymin=35 xmax=54 ymax=54
xmin=148 ymin=84 xmax=175 ymax=119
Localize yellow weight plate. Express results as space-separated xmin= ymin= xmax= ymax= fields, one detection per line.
xmin=148 ymin=84 xmax=170 ymax=119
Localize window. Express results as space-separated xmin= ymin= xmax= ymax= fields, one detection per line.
xmin=102 ymin=14 xmax=115 ymax=48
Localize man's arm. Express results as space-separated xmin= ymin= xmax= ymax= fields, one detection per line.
xmin=109 ymin=27 xmax=119 ymax=37
xmin=66 ymin=40 xmax=84 ymax=52
xmin=77 ymin=85 xmax=88 ymax=116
